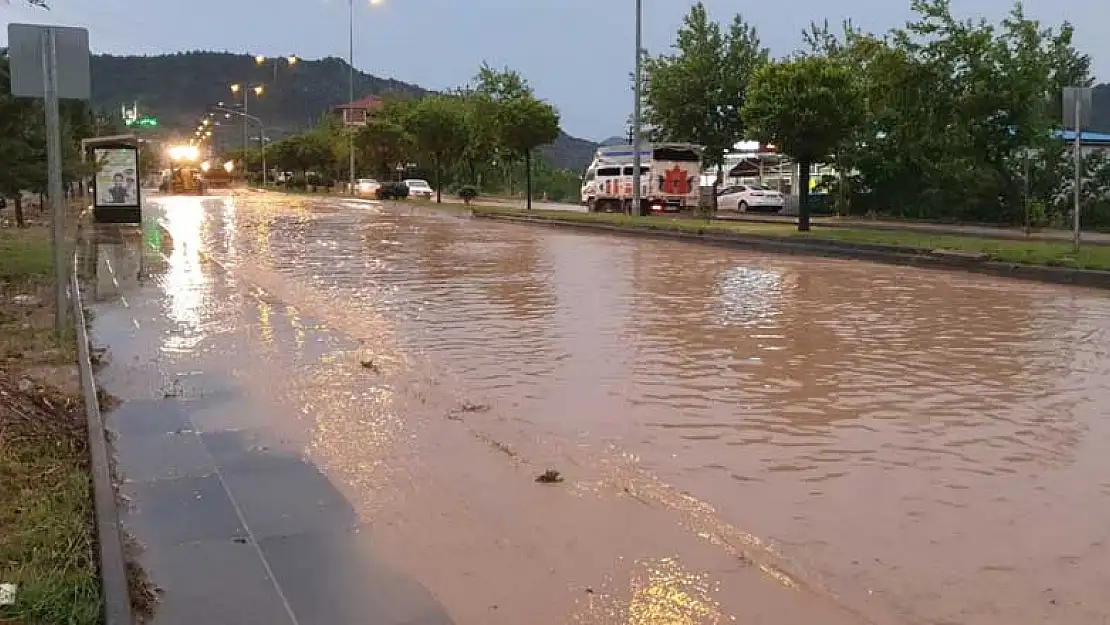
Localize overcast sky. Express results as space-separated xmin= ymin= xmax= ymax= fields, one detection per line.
xmin=2 ymin=0 xmax=1106 ymax=140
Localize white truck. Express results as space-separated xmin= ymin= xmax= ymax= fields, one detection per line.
xmin=581 ymin=143 xmax=703 ymax=214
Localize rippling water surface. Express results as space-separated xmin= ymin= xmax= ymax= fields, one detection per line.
xmin=178 ymin=194 xmax=1110 ymax=624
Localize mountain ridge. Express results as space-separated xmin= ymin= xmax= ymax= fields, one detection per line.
xmin=88 ymin=51 xmax=599 ymax=171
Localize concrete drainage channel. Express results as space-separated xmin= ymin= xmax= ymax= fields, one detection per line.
xmin=71 ymin=252 xmax=135 ymax=625
xmin=471 ymin=212 xmax=1110 ymax=291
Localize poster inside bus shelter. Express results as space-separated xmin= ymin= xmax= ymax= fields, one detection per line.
xmin=93 ymin=147 xmax=140 ymax=208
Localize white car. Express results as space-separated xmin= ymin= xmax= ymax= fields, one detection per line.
xmin=403 ymin=179 xmax=435 ymax=200
xmin=357 ymin=178 xmax=381 ymax=196
xmin=718 ymin=184 xmax=785 ymax=213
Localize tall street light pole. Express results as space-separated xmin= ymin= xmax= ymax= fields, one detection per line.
xmin=348 ymin=0 xmax=385 ymax=196
xmin=348 ymin=0 xmax=356 ymax=196
xmin=256 ymin=53 xmax=298 ymax=84
xmin=231 ymin=83 xmax=263 ymax=184
xmin=215 ymin=106 xmax=268 ymax=187
xmin=631 ymin=0 xmax=643 ymax=216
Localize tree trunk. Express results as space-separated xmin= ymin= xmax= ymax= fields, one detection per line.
xmin=525 ymin=150 xmax=533 ymax=210
xmin=435 ymin=155 xmax=442 ymax=204
xmin=711 ymin=164 xmax=723 ymax=220
xmin=14 ymin=195 xmax=25 ymax=229
xmin=798 ymin=160 xmax=812 ymax=232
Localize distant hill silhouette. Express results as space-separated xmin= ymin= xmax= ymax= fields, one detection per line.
xmin=88 ymin=51 xmax=598 ymax=171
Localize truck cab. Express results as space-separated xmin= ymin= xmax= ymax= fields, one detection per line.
xmin=586 ymin=143 xmax=703 ymax=214
xmin=580 ymin=165 xmax=597 ymax=205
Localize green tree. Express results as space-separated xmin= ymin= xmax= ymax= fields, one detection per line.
xmin=456 ymin=89 xmax=501 ymax=185
xmin=643 ymin=3 xmax=768 ymax=199
xmin=0 ymin=55 xmax=44 ymax=227
xmin=404 ymin=95 xmax=469 ymax=203
xmin=474 ymin=63 xmax=531 ymax=102
xmin=470 ymin=64 xmax=536 ymax=186
xmin=352 ymin=96 xmax=416 ymax=180
xmin=298 ymin=130 xmax=337 ymax=182
xmin=810 ymin=0 xmax=1090 ymax=223
xmin=355 ymin=117 xmax=411 ymax=180
xmin=742 ymin=56 xmax=865 ymax=231
xmin=498 ymin=95 xmax=560 ymax=210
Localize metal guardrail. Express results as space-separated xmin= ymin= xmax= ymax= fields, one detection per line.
xmin=70 ymin=253 xmax=134 ymax=625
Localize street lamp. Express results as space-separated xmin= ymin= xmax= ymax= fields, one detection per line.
xmin=214 ymin=105 xmax=270 ymax=187
xmin=348 ymin=0 xmax=387 ymax=195
xmin=230 ymin=82 xmax=264 ymax=181
xmin=253 ymin=53 xmax=299 ymax=83
xmin=631 ymin=0 xmax=643 ymax=216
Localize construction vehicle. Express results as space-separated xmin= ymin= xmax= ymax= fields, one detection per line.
xmin=161 ymin=166 xmax=207 ymax=195
xmin=581 ymin=143 xmax=703 ymax=213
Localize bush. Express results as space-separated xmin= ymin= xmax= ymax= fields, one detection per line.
xmin=286 ymin=175 xmax=308 ymax=191
xmin=377 ymin=182 xmax=410 ymax=200
xmin=458 ymin=185 xmax=479 ymax=205
xmin=306 ymin=172 xmax=334 ymax=192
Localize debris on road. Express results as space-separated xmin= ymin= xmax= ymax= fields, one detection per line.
xmin=535 ymin=469 xmax=564 ymax=484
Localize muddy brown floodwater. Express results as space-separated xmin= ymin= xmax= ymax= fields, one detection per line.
xmin=128 ymin=193 xmax=1110 ymax=624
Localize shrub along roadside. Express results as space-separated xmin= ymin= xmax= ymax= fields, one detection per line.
xmin=469 ymin=206 xmax=1110 ymax=272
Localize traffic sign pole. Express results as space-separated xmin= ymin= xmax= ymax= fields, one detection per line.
xmin=8 ymin=22 xmax=92 ymax=335
xmin=40 ymin=29 xmax=68 ymax=334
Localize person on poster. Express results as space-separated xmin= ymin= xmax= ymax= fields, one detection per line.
xmin=108 ymin=173 xmax=130 ymax=204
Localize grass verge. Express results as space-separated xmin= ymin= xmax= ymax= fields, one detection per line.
xmin=0 ymin=226 xmax=101 ymax=625
xmin=471 ymin=207 xmax=1110 ymax=271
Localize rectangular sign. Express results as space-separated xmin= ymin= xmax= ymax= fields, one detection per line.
xmin=7 ymin=23 xmax=91 ymax=100
xmin=93 ymin=147 xmax=140 ymax=208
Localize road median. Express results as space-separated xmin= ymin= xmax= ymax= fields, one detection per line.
xmin=470 ymin=207 xmax=1110 ymax=289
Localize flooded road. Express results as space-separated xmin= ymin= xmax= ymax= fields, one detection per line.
xmin=92 ymin=192 xmax=1110 ymax=625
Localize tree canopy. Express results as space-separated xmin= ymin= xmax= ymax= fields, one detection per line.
xmin=635 ymin=0 xmax=1110 ymax=227
xmin=797 ymin=0 xmax=1098 ymax=225
xmin=405 ymin=95 xmax=470 ymax=203
xmin=743 ymin=56 xmax=864 ymax=230
xmin=643 ymin=2 xmax=768 ymax=181
xmin=250 ymin=63 xmax=576 ymax=203
xmin=1 ymin=54 xmax=98 ymax=226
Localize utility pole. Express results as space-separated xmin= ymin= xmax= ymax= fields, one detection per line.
xmin=41 ymin=29 xmax=67 ymax=333
xmin=1074 ymin=94 xmax=1082 ymax=253
xmin=348 ymin=0 xmax=356 ymax=196
xmin=242 ymin=89 xmax=249 ymax=181
xmin=631 ymin=0 xmax=643 ymax=217
xmin=1064 ymin=86 xmax=1091 ymax=254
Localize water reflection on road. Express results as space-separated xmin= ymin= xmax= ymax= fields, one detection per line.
xmin=147 ymin=192 xmax=1110 ymax=625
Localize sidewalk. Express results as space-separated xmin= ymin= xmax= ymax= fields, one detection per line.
xmin=83 ymin=218 xmax=452 ymax=625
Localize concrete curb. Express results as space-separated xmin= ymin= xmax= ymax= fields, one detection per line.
xmin=473 ymin=212 xmax=1110 ymax=290
xmin=69 ymin=259 xmax=134 ymax=625
xmin=716 ymin=214 xmax=1110 ymax=247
